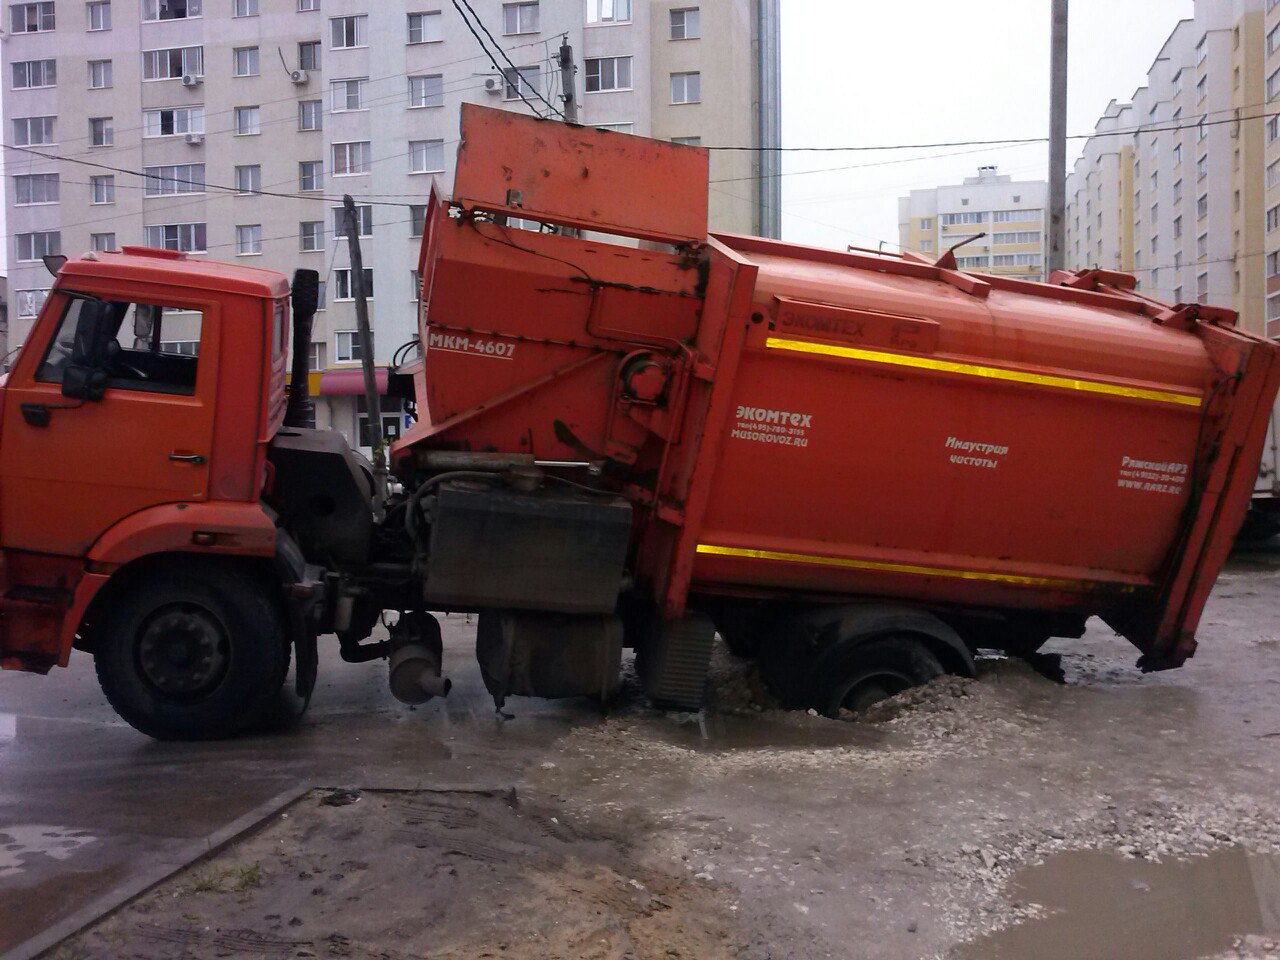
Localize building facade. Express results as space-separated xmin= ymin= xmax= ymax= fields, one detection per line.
xmin=1066 ymin=0 xmax=1270 ymax=339
xmin=2 ymin=0 xmax=780 ymax=449
xmin=897 ymin=167 xmax=1049 ymax=283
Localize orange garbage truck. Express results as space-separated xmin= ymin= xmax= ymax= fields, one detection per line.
xmin=1 ymin=105 xmax=1276 ymax=738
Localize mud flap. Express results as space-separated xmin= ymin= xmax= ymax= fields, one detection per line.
xmin=637 ymin=613 xmax=716 ymax=710
xmin=295 ymin=632 xmax=318 ymax=701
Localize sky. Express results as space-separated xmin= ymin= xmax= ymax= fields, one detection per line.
xmin=772 ymin=0 xmax=1196 ymax=252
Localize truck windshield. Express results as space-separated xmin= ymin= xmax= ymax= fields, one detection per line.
xmin=36 ymin=295 xmax=204 ymax=396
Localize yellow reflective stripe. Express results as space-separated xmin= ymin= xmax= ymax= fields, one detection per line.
xmin=695 ymin=543 xmax=1110 ymax=591
xmin=764 ymin=337 xmax=1202 ymax=408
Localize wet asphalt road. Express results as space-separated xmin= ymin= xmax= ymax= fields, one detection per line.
xmin=2 ymin=544 xmax=1279 ymax=959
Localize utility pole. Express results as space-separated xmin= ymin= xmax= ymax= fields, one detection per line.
xmin=1048 ymin=0 xmax=1069 ymax=274
xmin=343 ymin=194 xmax=387 ymax=518
xmin=558 ymin=37 xmax=578 ymax=124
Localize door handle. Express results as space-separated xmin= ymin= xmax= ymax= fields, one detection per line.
xmin=168 ymin=452 xmax=206 ymax=464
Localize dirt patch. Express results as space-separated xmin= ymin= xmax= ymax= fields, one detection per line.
xmin=61 ymin=788 xmax=801 ymax=960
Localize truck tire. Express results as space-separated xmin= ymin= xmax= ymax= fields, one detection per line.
xmin=810 ymin=636 xmax=944 ymax=716
xmin=93 ymin=562 xmax=290 ymax=741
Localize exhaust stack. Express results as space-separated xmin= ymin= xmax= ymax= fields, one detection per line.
xmin=285 ymin=268 xmax=320 ymax=428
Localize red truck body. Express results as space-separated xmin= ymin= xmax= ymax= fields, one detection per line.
xmin=398 ymin=105 xmax=1279 ymax=673
xmin=0 ymin=104 xmax=1276 ymax=738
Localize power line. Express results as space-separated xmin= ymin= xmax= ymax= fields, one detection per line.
xmin=448 ymin=0 xmax=561 ymax=120
xmin=453 ymin=0 xmax=565 ymax=120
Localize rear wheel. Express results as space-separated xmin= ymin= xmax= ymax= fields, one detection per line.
xmin=810 ymin=636 xmax=944 ymax=716
xmin=93 ymin=562 xmax=290 ymax=740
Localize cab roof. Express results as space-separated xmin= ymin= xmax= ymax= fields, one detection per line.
xmin=57 ymin=247 xmax=290 ymax=300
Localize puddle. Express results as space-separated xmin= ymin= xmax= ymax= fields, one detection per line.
xmin=958 ymin=847 xmax=1280 ymax=960
xmin=650 ymin=711 xmax=881 ymax=752
xmin=0 ymin=824 xmax=98 ymax=881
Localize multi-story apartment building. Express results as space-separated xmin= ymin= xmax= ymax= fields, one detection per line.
xmin=2 ymin=0 xmax=780 ymax=449
xmin=1066 ymin=0 xmax=1269 ymax=339
xmin=897 ymin=167 xmax=1049 ymax=283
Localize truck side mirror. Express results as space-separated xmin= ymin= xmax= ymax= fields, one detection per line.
xmin=61 ymin=300 xmax=111 ymax=402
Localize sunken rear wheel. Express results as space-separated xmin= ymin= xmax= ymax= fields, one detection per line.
xmin=93 ymin=562 xmax=290 ymax=741
xmin=811 ymin=636 xmax=945 ymax=717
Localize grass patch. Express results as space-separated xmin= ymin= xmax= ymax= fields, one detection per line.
xmin=183 ymin=862 xmax=263 ymax=895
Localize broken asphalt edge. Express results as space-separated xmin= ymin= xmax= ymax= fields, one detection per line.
xmin=11 ymin=780 xmax=522 ymax=960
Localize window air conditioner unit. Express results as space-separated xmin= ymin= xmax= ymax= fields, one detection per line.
xmin=184 ymin=133 xmax=205 ymax=145
xmin=484 ymin=76 xmax=504 ymax=94
xmin=290 ymin=69 xmax=309 ymax=85
xmin=181 ymin=74 xmax=202 ymax=88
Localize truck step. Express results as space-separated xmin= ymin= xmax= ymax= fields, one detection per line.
xmin=639 ymin=614 xmax=715 ymax=710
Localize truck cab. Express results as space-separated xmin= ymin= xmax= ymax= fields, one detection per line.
xmin=0 ymin=247 xmax=305 ymax=737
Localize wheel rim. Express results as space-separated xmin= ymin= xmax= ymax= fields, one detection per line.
xmin=136 ymin=603 xmax=230 ymax=700
xmin=836 ymin=669 xmax=915 ymax=713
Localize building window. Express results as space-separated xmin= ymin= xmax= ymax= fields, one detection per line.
xmin=330 ymin=14 xmax=366 ymax=48
xmin=409 ymin=139 xmax=445 ymax=174
xmin=308 ymin=342 xmax=326 ymax=370
xmin=410 ymin=205 xmax=427 ymax=237
xmin=1150 ymin=202 xmax=1158 ymax=223
xmin=670 ymin=134 xmax=699 ymax=145
xmin=503 ymin=66 xmax=540 ymax=101
xmin=143 ymin=106 xmax=203 ymax=138
xmin=1173 ymin=216 xmax=1182 ymax=239
xmin=234 ymin=106 xmax=260 ymax=135
xmin=1197 ymin=233 xmax=1208 ymax=258
xmin=11 ymin=3 xmax=55 ymax=32
xmin=235 ymin=164 xmax=261 ymax=194
xmin=90 ymin=117 xmax=114 ymax=147
xmin=333 ymin=141 xmax=371 ymax=176
xmin=299 ymin=0 xmax=319 ymax=10
xmin=15 ymin=289 xmax=50 ymax=319
xmin=992 ymin=231 xmax=1041 ymax=245
xmin=89 ymin=60 xmax=113 ymax=89
xmin=586 ymin=56 xmax=632 ymax=92
xmin=1271 ymin=23 xmax=1280 ymax=57
xmin=87 ymin=1 xmax=111 ymax=30
xmin=299 ymin=160 xmax=324 ymax=191
xmin=503 ymin=2 xmax=538 ymax=34
xmin=1269 ymin=206 xmax=1280 ymax=232
xmin=16 ymin=231 xmax=61 ymax=262
xmin=1197 ymin=75 xmax=1208 ymax=101
xmin=408 ymin=74 xmax=444 ymax=108
xmin=919 ymin=218 xmax=933 ymax=230
xmin=12 ymin=60 xmax=57 ymax=89
xmin=1270 ymin=161 xmax=1280 ymax=190
xmin=335 ymin=331 xmax=364 ymax=362
xmin=407 ymin=11 xmax=442 ymax=43
xmin=332 ymin=205 xmax=373 ymax=238
xmin=1197 ymin=194 xmax=1208 ymax=219
xmin=1269 ymin=293 xmax=1280 ymax=324
xmin=298 ymin=41 xmax=321 ymax=71
xmin=670 ymin=7 xmax=699 ymax=39
xmin=670 ymin=71 xmax=701 ymax=104
xmin=143 ymin=163 xmax=204 ymax=195
xmin=90 ymin=175 xmax=115 ymax=204
xmin=142 ymin=47 xmax=203 ymax=80
xmin=299 ymin=99 xmax=323 ymax=131
xmin=333 ymin=269 xmax=374 ymax=301
xmin=1172 ymin=69 xmax=1182 ymax=96
xmin=90 ymin=233 xmax=116 ymax=252
xmin=593 ymin=122 xmax=633 ymax=133
xmin=12 ymin=116 xmax=55 ymax=146
xmin=14 ymin=173 xmax=59 ymax=205
xmin=233 ymin=47 xmax=259 ymax=77
xmin=1173 ymin=178 xmax=1182 ymax=203
xmin=143 ymin=0 xmax=200 ymax=20
xmin=1196 ymin=273 xmax=1209 ymax=304
xmin=1196 ymin=35 xmax=1206 ymax=65
xmin=586 ymin=0 xmax=629 ymax=24
xmin=233 ymin=0 xmax=258 ymax=15
xmin=991 ymin=209 xmax=1042 ymax=223
xmin=300 ymin=221 xmax=324 ymax=252
xmin=143 ymin=222 xmax=206 ymax=253
xmin=1197 ymin=155 xmax=1208 ymax=179
xmin=236 ymin=224 xmax=262 ymax=255
xmin=941 ymin=212 xmax=987 ymax=225
xmin=1269 ymin=117 xmax=1280 ymax=145
xmin=331 ymin=78 xmax=366 ymax=111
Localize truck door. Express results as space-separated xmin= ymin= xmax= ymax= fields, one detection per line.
xmin=0 ymin=293 xmax=216 ymax=557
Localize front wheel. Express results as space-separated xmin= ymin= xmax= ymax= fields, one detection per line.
xmin=93 ymin=562 xmax=290 ymax=740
